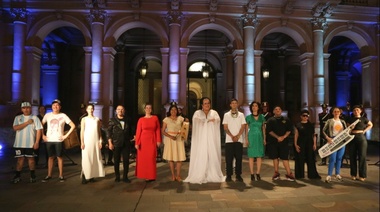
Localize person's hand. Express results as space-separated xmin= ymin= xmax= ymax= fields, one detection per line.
xmin=109 ymin=143 xmax=114 ymax=150
xmin=42 ymin=135 xmax=48 ymax=142
xmin=27 ymin=119 xmax=34 ymax=125
xmin=81 ymin=143 xmax=85 ymax=150
xmin=135 ymin=144 xmax=139 ymax=150
xmin=99 ymin=143 xmax=102 ymax=149
xmin=33 ymin=142 xmax=39 ymax=150
xmin=295 ymin=144 xmax=301 ymax=153
xmin=313 ymin=144 xmax=317 ymax=151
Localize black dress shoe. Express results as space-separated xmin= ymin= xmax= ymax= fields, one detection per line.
xmin=115 ymin=178 xmax=120 ymax=182
xmin=226 ymin=176 xmax=232 ymax=182
xmin=256 ymin=174 xmax=261 ymax=181
xmin=123 ymin=178 xmax=131 ymax=183
xmin=236 ymin=175 xmax=243 ymax=182
xmin=145 ymin=179 xmax=155 ymax=182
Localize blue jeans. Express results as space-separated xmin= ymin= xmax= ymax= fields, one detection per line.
xmin=328 ymin=146 xmax=346 ymax=176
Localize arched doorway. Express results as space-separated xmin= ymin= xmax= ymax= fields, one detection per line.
xmin=40 ymin=26 xmax=85 ymax=122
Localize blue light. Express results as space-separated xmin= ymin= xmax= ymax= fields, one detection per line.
xmin=0 ymin=144 xmax=3 ymax=150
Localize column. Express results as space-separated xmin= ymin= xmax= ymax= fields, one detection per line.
xmin=311 ymin=17 xmax=328 ymax=106
xmin=299 ymin=53 xmax=315 ymax=122
xmin=166 ymin=11 xmax=183 ymax=104
xmin=233 ymin=50 xmax=244 ymax=103
xmin=225 ymin=46 xmax=234 ymax=105
xmin=83 ymin=47 xmax=92 ymax=104
xmin=323 ymin=53 xmax=331 ymax=104
xmin=88 ymin=10 xmax=106 ymax=103
xmin=179 ymin=48 xmax=189 ymax=108
xmin=160 ymin=48 xmax=169 ymax=105
xmin=115 ymin=45 xmax=126 ymax=105
xmin=10 ymin=8 xmax=27 ymax=103
xmin=241 ymin=14 xmax=259 ymax=106
xmin=254 ymin=50 xmax=263 ymax=101
xmin=25 ymin=46 xmax=43 ymax=105
xmin=101 ymin=47 xmax=116 ymax=120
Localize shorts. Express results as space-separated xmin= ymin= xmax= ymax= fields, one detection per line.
xmin=46 ymin=142 xmax=63 ymax=157
xmin=266 ymin=140 xmax=289 ymax=160
xmin=14 ymin=148 xmax=36 ymax=158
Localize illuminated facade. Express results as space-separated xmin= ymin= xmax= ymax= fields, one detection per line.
xmin=0 ymin=0 xmax=379 ymax=140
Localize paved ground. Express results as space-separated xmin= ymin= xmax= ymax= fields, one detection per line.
xmin=0 ymin=141 xmax=379 ymax=212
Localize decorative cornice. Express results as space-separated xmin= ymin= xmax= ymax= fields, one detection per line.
xmin=171 ymin=0 xmax=180 ymax=10
xmin=10 ymin=8 xmax=28 ymax=22
xmin=84 ymin=0 xmax=106 ymax=9
xmin=311 ymin=2 xmax=336 ymax=18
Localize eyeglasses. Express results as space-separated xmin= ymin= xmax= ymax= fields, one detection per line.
xmin=301 ymin=114 xmax=309 ymax=117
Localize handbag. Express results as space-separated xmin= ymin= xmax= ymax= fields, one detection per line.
xmin=63 ymin=130 xmax=80 ymax=149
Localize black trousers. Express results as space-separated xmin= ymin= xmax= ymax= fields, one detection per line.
xmin=348 ymin=134 xmax=368 ymax=178
xmin=225 ymin=142 xmax=243 ymax=176
xmin=294 ymin=142 xmax=319 ymax=179
xmin=113 ymin=145 xmax=130 ymax=179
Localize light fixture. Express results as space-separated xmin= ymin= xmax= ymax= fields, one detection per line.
xmin=201 ymin=30 xmax=210 ymax=82
xmin=139 ymin=28 xmax=148 ymax=80
xmin=262 ymin=68 xmax=269 ymax=79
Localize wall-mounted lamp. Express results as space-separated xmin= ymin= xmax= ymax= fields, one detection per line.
xmin=262 ymin=68 xmax=270 ymax=79
xmin=201 ymin=30 xmax=209 ymax=82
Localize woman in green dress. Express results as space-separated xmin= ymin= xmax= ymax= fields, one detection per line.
xmin=245 ymin=101 xmax=266 ymax=181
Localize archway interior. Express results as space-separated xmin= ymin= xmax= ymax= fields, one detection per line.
xmin=40 ymin=26 xmax=85 ymax=123
xmin=261 ymin=33 xmax=300 ymax=120
xmin=328 ymin=36 xmax=362 ymax=113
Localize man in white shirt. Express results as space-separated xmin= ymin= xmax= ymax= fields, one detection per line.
xmin=41 ymin=99 xmax=75 ymax=182
xmin=222 ymin=98 xmax=246 ymax=182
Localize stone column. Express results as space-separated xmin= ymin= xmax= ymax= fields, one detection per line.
xmin=311 ymin=17 xmax=328 ymax=106
xmin=88 ymin=10 xmax=106 ymax=104
xmin=254 ymin=50 xmax=263 ymax=102
xmin=101 ymin=47 xmax=116 ymax=120
xmin=10 ymin=8 xmax=27 ymax=103
xmin=233 ymin=49 xmax=244 ymax=104
xmin=241 ymin=14 xmax=259 ymax=107
xmin=225 ymin=46 xmax=234 ymax=105
xmin=160 ymin=48 xmax=169 ymax=105
xmin=25 ymin=46 xmax=43 ymax=105
xmin=323 ymin=53 xmax=331 ymax=104
xmin=83 ymin=47 xmax=92 ymax=104
xmin=166 ymin=11 xmax=183 ymax=104
xmin=179 ymin=48 xmax=189 ymax=108
xmin=299 ymin=52 xmax=315 ymax=122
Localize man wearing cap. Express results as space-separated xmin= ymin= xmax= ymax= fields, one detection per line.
xmin=41 ymin=99 xmax=76 ymax=182
xmin=12 ymin=102 xmax=43 ymax=183
xmin=262 ymin=102 xmax=273 ymax=121
xmin=318 ymin=103 xmax=331 ymax=166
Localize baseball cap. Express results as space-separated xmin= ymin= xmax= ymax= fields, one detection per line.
xmin=21 ymin=102 xmax=31 ymax=108
xmin=52 ymin=99 xmax=61 ymax=105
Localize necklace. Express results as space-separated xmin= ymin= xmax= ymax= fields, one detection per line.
xmin=231 ymin=111 xmax=238 ymax=118
xmin=252 ymin=113 xmax=259 ymax=117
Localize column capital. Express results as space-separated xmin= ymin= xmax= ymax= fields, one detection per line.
xmin=87 ymin=9 xmax=107 ymax=24
xmin=10 ymin=8 xmax=28 ymax=23
xmin=311 ymin=17 xmax=328 ymax=31
xmin=166 ymin=10 xmax=183 ymax=25
xmin=241 ymin=13 xmax=259 ymax=28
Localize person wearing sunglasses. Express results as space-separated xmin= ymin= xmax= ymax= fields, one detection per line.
xmin=294 ymin=110 xmax=321 ymax=179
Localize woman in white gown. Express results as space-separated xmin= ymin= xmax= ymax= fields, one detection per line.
xmin=184 ymin=97 xmax=225 ymax=184
xmin=80 ymin=104 xmax=105 ymax=184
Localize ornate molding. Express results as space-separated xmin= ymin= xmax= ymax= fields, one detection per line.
xmin=246 ymin=0 xmax=257 ymax=13
xmin=209 ymin=0 xmax=218 ymax=12
xmin=171 ymin=0 xmax=180 ymax=10
xmin=241 ymin=13 xmax=259 ymax=28
xmin=131 ymin=0 xmax=140 ymax=8
xmin=10 ymin=8 xmax=28 ymax=22
xmin=282 ymin=0 xmax=295 ymax=15
xmin=311 ymin=17 xmax=328 ymax=31
xmin=87 ymin=9 xmax=107 ymax=24
xmin=311 ymin=2 xmax=335 ymax=18
xmin=84 ymin=0 xmax=106 ymax=9
xmin=209 ymin=14 xmax=216 ymax=23
xmin=166 ymin=10 xmax=183 ymax=25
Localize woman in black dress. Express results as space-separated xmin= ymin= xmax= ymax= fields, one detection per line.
xmin=294 ymin=110 xmax=321 ymax=179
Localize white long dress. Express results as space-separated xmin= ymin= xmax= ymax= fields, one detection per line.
xmin=184 ymin=109 xmax=225 ymax=184
xmin=82 ymin=116 xmax=105 ymax=179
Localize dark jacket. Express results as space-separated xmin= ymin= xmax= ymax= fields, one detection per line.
xmin=107 ymin=116 xmax=133 ymax=148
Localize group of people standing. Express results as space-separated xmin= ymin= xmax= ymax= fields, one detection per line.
xmin=11 ymin=97 xmax=373 ymax=186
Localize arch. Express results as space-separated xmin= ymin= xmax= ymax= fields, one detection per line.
xmin=324 ymin=25 xmax=375 ymax=56
xmin=27 ymin=15 xmax=91 ymax=48
xmin=255 ymin=21 xmax=312 ymax=53
xmin=189 ymin=81 xmax=202 ymax=100
xmin=104 ymin=17 xmax=169 ymax=47
xmin=181 ymin=18 xmax=243 ymax=49
xmin=187 ymin=51 xmax=222 ymax=71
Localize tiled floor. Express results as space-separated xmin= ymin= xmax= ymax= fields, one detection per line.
xmin=0 ymin=142 xmax=379 ymax=212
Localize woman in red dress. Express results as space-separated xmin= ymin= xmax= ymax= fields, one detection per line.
xmin=135 ymin=103 xmax=161 ymax=181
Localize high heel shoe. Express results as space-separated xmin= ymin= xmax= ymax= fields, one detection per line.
xmin=251 ymin=174 xmax=255 ymax=181
xmin=256 ymin=174 xmax=261 ymax=181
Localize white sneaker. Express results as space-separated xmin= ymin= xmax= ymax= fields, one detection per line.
xmin=335 ymin=175 xmax=343 ymax=181
xmin=325 ymin=175 xmax=331 ymax=183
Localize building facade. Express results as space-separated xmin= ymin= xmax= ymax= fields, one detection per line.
xmin=0 ymin=0 xmax=379 ymax=141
